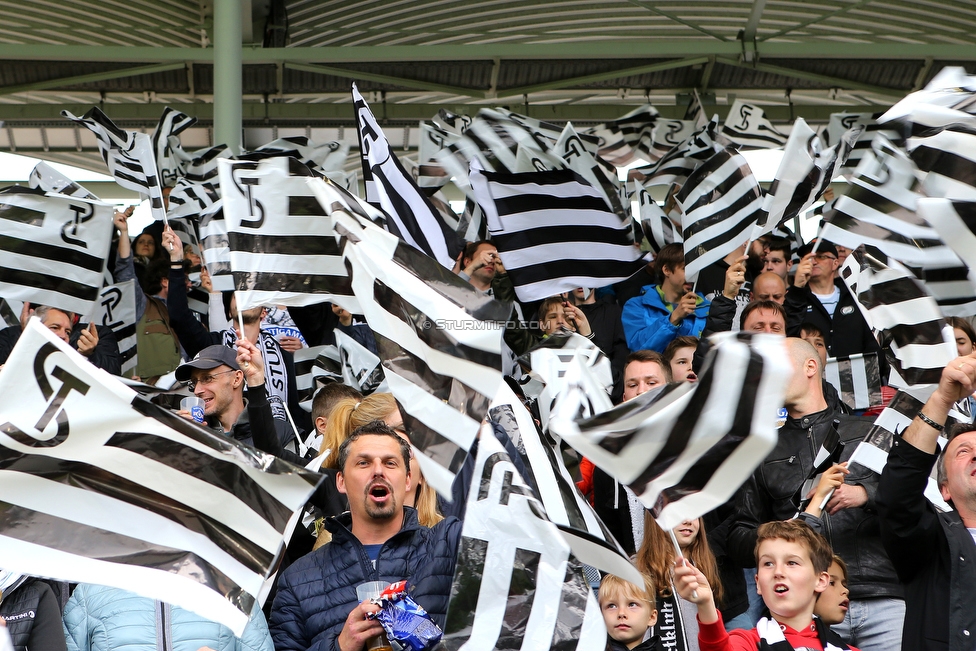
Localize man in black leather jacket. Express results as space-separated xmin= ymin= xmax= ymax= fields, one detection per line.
xmin=727 ymin=338 xmax=903 ymax=651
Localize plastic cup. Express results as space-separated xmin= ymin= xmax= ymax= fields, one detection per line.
xmin=356 ymin=581 xmax=393 ymax=651
xmin=180 ymin=396 xmax=205 ymax=423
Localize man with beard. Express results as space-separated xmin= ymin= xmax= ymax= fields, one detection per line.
xmin=270 ymin=422 xmax=462 ymax=651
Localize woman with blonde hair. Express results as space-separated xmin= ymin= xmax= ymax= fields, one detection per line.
xmin=313 ymin=393 xmax=443 ymax=549
xmin=636 ymin=515 xmax=723 ymax=651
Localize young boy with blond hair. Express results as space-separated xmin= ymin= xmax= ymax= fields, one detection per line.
xmin=674 ymin=520 xmax=858 ymax=650
xmin=599 ymin=574 xmax=661 ymax=651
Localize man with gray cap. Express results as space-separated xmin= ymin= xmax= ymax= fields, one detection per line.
xmin=175 ymin=343 xmax=288 ymax=447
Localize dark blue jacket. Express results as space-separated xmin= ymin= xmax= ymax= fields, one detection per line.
xmin=269 ymin=507 xmax=461 ymax=651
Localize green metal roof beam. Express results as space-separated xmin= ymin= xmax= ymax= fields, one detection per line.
xmin=0 ymin=62 xmax=187 ymax=97
xmin=760 ymin=0 xmax=873 ymax=42
xmin=495 ymin=57 xmax=711 ymax=99
xmin=283 ymin=62 xmax=485 ymax=99
xmin=0 ymin=42 xmax=974 ymax=63
xmin=715 ymin=57 xmax=905 ymax=98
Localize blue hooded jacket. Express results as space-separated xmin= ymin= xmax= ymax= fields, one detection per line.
xmin=621 ymin=285 xmax=710 ymax=352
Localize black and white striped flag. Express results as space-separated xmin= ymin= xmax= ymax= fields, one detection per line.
xmin=554 ymin=122 xmax=629 ymax=224
xmin=0 ymin=187 xmax=114 ymax=316
xmin=489 ymin=381 xmax=643 ymax=586
xmin=879 ymin=66 xmax=976 ymax=125
xmin=549 ymin=332 xmax=791 ymax=530
xmin=721 ymin=101 xmax=788 ymax=150
xmin=255 ymin=136 xmax=349 ymax=174
xmin=633 ymin=116 xmax=725 ymax=188
xmin=176 ymin=144 xmax=231 ymax=184
xmin=0 ymin=298 xmax=21 ymax=328
xmin=676 ymin=147 xmax=763 ymax=282
xmin=85 ymin=280 xmax=138 ymax=377
xmin=292 ymin=344 xmax=342 ymax=412
xmin=907 ymin=118 xmax=976 ymax=201
xmin=62 ymin=107 xmax=167 ymax=223
xmin=583 ymin=104 xmax=660 ymax=166
xmin=167 ymin=178 xmax=220 ymax=221
xmin=152 ymin=106 xmax=197 ymax=188
xmin=353 ymin=84 xmax=462 ymax=270
xmin=824 ymin=112 xmax=906 ymax=178
xmin=0 ymin=319 xmax=321 ymax=635
xmin=28 ymin=162 xmax=98 ymax=200
xmin=334 ymin=209 xmax=511 ymax=499
xmin=219 ymin=157 xmax=356 ymax=311
xmin=839 ymin=247 xmax=956 ymax=387
xmin=197 ymin=201 xmax=234 ymax=292
xmin=847 ymin=389 xmax=963 ymax=511
xmin=472 ymin=167 xmax=649 ymax=303
xmin=754 ymin=118 xmax=859 ymax=241
xmin=440 ymin=426 xmax=606 ymax=651
xmin=636 ymin=181 xmax=682 ymax=253
xmin=335 ymin=328 xmax=388 ymax=396
xmin=824 ymin=352 xmax=883 ymax=411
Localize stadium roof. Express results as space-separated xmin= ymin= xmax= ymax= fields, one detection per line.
xmin=0 ymin=0 xmax=973 ymax=173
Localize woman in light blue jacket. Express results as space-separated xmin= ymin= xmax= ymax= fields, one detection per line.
xmin=62 ymin=584 xmax=272 ymax=651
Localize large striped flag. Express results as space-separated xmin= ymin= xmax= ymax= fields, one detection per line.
xmin=353 ymin=84 xmax=462 ymax=270
xmin=331 ymin=208 xmax=511 ymax=499
xmin=907 ymin=117 xmax=976 ymax=201
xmin=29 ymin=161 xmax=98 ymax=200
xmin=471 ymin=167 xmax=649 ymax=303
xmin=754 ymin=118 xmax=859 ymax=240
xmin=62 ymin=107 xmax=167 ymax=223
xmin=721 ymin=101 xmax=788 ymax=150
xmin=219 ymin=156 xmax=357 ymax=311
xmin=676 ymin=147 xmax=763 ymax=282
xmin=632 ymin=116 xmax=724 ymax=188
xmin=152 ymin=106 xmax=197 ymax=188
xmin=440 ymin=425 xmax=606 ymax=651
xmin=0 ymin=187 xmax=114 ymax=316
xmin=0 ymin=319 xmax=321 ymax=634
xmin=174 ymin=144 xmax=232 ymax=184
xmin=549 ymin=332 xmax=791 ymax=530
xmin=839 ymin=247 xmax=956 ymax=387
xmin=167 ymin=177 xmax=220 ymax=221
xmin=84 ymin=280 xmax=138 ymax=377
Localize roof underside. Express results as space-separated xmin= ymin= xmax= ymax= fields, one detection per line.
xmin=0 ymin=0 xmax=974 ymax=172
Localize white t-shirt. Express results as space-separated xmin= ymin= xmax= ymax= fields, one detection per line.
xmin=969 ymin=527 xmax=976 ymax=546
xmin=813 ymin=286 xmax=841 ymax=317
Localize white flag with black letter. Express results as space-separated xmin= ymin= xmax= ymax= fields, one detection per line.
xmin=439 ymin=426 xmax=606 ymax=651
xmin=85 ymin=280 xmax=138 ymax=377
xmin=152 ymin=106 xmax=197 ymax=188
xmin=0 ymin=319 xmax=321 ymax=635
xmin=550 ymin=332 xmax=791 ymax=530
xmin=0 ymin=187 xmax=114 ymax=316
xmin=721 ymin=101 xmax=788 ymax=150
xmin=219 ymin=157 xmax=356 ymax=311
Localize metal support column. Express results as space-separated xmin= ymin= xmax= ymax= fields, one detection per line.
xmin=213 ymin=0 xmax=242 ymax=154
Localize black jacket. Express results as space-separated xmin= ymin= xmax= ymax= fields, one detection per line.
xmin=728 ymin=407 xmax=902 ymax=601
xmin=0 ymin=578 xmax=67 ymax=651
xmin=878 ymin=437 xmax=976 ymax=651
xmin=579 ymin=298 xmax=630 ymax=399
xmin=784 ymin=280 xmax=882 ymax=363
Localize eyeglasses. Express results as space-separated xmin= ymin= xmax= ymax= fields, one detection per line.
xmin=813 ymin=253 xmax=837 ymax=261
xmin=187 ymin=369 xmax=240 ymax=391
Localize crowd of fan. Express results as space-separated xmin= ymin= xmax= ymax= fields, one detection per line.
xmin=1 ymin=210 xmax=975 ymax=651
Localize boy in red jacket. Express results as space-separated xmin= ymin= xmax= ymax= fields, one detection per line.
xmin=674 ymin=520 xmax=857 ymax=651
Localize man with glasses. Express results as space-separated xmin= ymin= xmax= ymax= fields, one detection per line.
xmin=175 ymin=344 xmax=288 ymax=446
xmin=784 ymin=239 xmax=882 ymax=366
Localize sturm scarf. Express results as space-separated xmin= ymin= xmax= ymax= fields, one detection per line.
xmin=222 ymin=327 xmax=289 ymax=422
xmin=756 ymin=616 xmax=849 ymax=651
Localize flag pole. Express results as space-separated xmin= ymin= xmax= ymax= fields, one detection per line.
xmin=668 ymin=528 xmax=698 ymax=600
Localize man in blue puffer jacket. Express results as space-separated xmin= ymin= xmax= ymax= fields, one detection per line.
xmin=62 ymin=583 xmax=272 ymax=651
xmin=270 ymin=422 xmax=461 ymax=651
xmin=621 ymin=243 xmax=710 ymax=353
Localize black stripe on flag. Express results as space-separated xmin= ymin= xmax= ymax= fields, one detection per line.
xmin=441 ymin=536 xmax=489 ymax=647
xmin=228 ymin=232 xmax=342 ymax=257
xmin=496 ymin=548 xmax=542 ymax=649
xmin=549 ymin=561 xmax=588 ymax=651
xmin=0 ymin=500 xmax=255 ymax=615
xmin=0 ymin=267 xmax=101 ymax=302
xmin=0 ymin=234 xmax=106 ymax=272
xmin=233 ymin=271 xmax=353 ymax=296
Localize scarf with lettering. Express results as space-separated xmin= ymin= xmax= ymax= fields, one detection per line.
xmin=756 ymin=616 xmax=848 ymax=651
xmin=655 ymin=586 xmax=689 ymax=651
xmin=222 ymin=327 xmax=289 ymax=422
